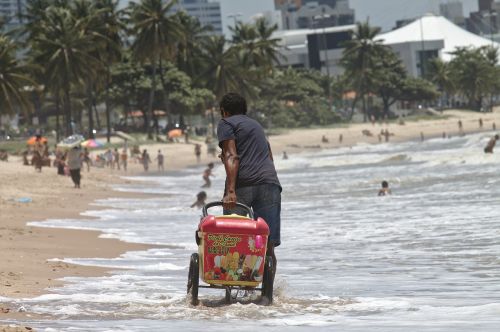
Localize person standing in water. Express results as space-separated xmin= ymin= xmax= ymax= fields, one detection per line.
xmin=484 ymin=134 xmax=499 ymax=154
xmin=201 ymin=162 xmax=214 ymax=188
xmin=378 ymin=180 xmax=391 ymax=196
xmin=156 ymin=150 xmax=164 ymax=172
xmin=217 ymin=92 xmax=281 ymax=304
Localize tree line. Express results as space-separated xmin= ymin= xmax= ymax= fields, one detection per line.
xmin=0 ymin=1 xmax=498 ymax=141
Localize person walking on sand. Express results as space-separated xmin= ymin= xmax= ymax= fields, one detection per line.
xmin=120 ymin=149 xmax=128 ymax=171
xmin=458 ymin=120 xmax=464 ymax=136
xmin=83 ymin=147 xmax=91 ymax=172
xmin=141 ymin=149 xmax=151 ymax=171
xmin=217 ymin=92 xmax=281 ymax=304
xmin=201 ymin=162 xmax=214 ymax=188
xmin=190 ymin=191 xmax=207 ymax=208
xmin=67 ymin=145 xmax=82 ymax=188
xmin=484 ymin=134 xmax=499 ymax=154
xmin=378 ymin=180 xmax=391 ymax=196
xmin=113 ymin=148 xmax=121 ymax=170
xmin=156 ymin=150 xmax=164 ymax=172
xmin=479 ymin=118 xmax=483 ymax=129
xmin=194 ymin=143 xmax=201 ymax=163
xmin=339 ymin=134 xmax=343 ymax=144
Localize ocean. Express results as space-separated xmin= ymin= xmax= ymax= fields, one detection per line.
xmin=3 ymin=132 xmax=500 ymax=331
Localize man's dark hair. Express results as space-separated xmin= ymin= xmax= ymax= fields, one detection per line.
xmin=382 ymin=180 xmax=389 ymax=188
xmin=220 ymin=92 xmax=247 ymax=115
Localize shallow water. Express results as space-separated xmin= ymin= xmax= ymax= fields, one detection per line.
xmin=3 ymin=132 xmax=500 ymax=331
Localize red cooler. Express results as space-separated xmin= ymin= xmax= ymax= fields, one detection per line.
xmin=197 ymin=202 xmax=269 ymax=287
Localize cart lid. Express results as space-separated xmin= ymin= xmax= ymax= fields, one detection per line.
xmin=199 ymin=215 xmax=269 ymax=235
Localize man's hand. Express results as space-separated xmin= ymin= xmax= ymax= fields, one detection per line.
xmin=222 ymin=191 xmax=237 ymax=210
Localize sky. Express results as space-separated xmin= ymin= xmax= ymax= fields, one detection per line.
xmin=216 ymin=0 xmax=480 ymax=35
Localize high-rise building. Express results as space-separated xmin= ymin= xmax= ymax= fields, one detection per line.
xmin=466 ymin=0 xmax=499 ymax=37
xmin=439 ymin=1 xmax=465 ymax=27
xmin=171 ymin=0 xmax=222 ymax=35
xmin=0 ymin=0 xmax=26 ymax=31
xmin=274 ymin=0 xmax=354 ymax=30
xmin=479 ymin=0 xmax=493 ymax=11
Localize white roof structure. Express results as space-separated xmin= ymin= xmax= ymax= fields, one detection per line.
xmin=377 ymin=14 xmax=500 ymax=62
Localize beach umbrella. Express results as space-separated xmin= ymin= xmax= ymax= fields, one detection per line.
xmin=26 ymin=136 xmax=47 ymax=145
xmin=58 ymin=134 xmax=84 ymax=149
xmin=81 ymin=139 xmax=105 ymax=148
xmin=168 ymin=129 xmax=183 ymax=139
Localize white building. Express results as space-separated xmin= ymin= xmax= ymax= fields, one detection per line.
xmin=273 ymin=24 xmax=355 ymax=76
xmin=250 ymin=10 xmax=283 ymax=30
xmin=171 ymin=0 xmax=222 ymax=35
xmin=439 ymin=1 xmax=465 ymax=27
xmin=377 ymin=14 xmax=500 ymax=77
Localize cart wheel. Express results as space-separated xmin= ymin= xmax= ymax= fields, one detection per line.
xmin=225 ymin=287 xmax=232 ymax=304
xmin=261 ymin=255 xmax=274 ymax=305
xmin=187 ymin=253 xmax=199 ymax=305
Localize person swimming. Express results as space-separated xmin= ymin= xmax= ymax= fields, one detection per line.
xmin=378 ymin=180 xmax=392 ymax=196
xmin=191 ymin=191 xmax=207 ymax=208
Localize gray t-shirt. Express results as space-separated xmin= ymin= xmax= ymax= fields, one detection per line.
xmin=217 ymin=114 xmax=280 ymax=189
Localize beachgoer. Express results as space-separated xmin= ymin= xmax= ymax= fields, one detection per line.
xmin=442 ymin=132 xmax=446 ymax=139
xmin=113 ymin=148 xmax=120 ymax=170
xmin=190 ymin=191 xmax=207 ymax=209
xmin=383 ymin=129 xmax=390 ymax=142
xmin=206 ymin=136 xmax=217 ymax=157
xmin=105 ymin=149 xmax=113 ymax=168
xmin=321 ymin=135 xmax=329 ymax=143
xmin=201 ymin=162 xmax=214 ymax=188
xmin=378 ymin=180 xmax=391 ymax=196
xmin=156 ymin=150 xmax=164 ymax=171
xmin=493 ymin=122 xmax=497 ymax=131
xmin=282 ymin=151 xmax=288 ymax=160
xmin=67 ymin=145 xmax=82 ymax=188
xmin=141 ymin=149 xmax=151 ymax=171
xmin=420 ymin=132 xmax=424 ymax=141
xmin=339 ymin=134 xmax=343 ymax=144
xmin=194 ymin=144 xmax=201 ymax=163
xmin=83 ymin=148 xmax=91 ymax=172
xmin=479 ymin=118 xmax=483 ymax=129
xmin=120 ymin=149 xmax=128 ymax=171
xmin=484 ymin=134 xmax=499 ymax=154
xmin=217 ymin=92 xmax=281 ymax=303
xmin=458 ymin=120 xmax=464 ymax=135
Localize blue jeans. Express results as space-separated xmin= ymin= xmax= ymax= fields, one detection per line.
xmin=224 ymin=183 xmax=281 ymax=247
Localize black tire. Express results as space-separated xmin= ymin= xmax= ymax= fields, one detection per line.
xmin=187 ymin=253 xmax=199 ymax=305
xmin=261 ymin=255 xmax=274 ymax=305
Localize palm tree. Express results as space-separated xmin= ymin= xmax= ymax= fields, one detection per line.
xmin=129 ymin=0 xmax=182 ymax=139
xmin=32 ymin=6 xmax=102 ymax=135
xmin=175 ymin=11 xmax=205 ymax=79
xmin=199 ymin=36 xmax=249 ymax=101
xmin=93 ymin=0 xmax=125 ymax=141
xmin=427 ymin=58 xmax=454 ymax=108
xmin=341 ymin=21 xmax=386 ymax=121
xmin=0 ymin=35 xmax=36 ymax=116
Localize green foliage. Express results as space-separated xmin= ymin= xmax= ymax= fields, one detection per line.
xmin=0 ymin=35 xmax=36 ymax=115
xmin=400 ymin=77 xmax=440 ymax=102
xmin=448 ymin=46 xmax=499 ymax=110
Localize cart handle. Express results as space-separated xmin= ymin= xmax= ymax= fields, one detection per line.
xmin=202 ymin=201 xmax=254 ymax=219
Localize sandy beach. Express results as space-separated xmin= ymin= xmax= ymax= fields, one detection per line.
xmin=0 ymin=109 xmax=499 ymax=327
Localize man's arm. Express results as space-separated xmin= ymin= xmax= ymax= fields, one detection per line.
xmin=221 ymin=139 xmax=239 ymax=210
xmin=268 ymin=141 xmax=274 ymax=162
